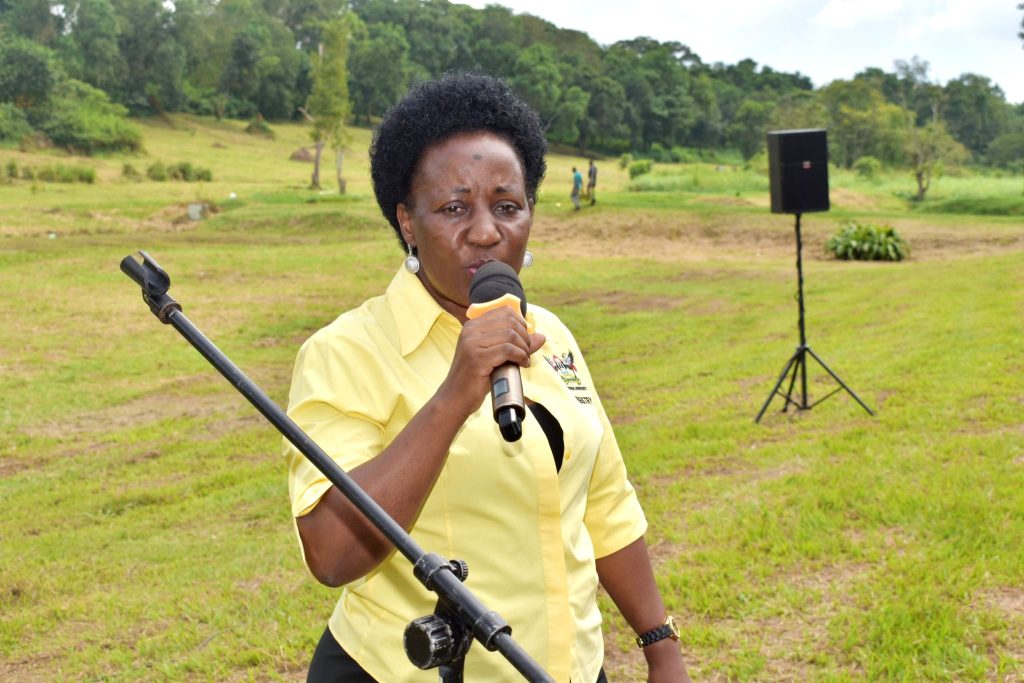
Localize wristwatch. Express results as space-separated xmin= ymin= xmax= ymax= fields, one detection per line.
xmin=635 ymin=616 xmax=680 ymax=648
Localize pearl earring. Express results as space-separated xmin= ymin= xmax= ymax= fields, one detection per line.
xmin=404 ymin=244 xmax=420 ymax=274
xmin=522 ymin=250 xmax=534 ymax=268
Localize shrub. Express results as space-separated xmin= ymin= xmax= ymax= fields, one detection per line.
xmin=16 ymin=163 xmax=95 ymax=183
xmin=167 ymin=161 xmax=194 ymax=181
xmin=618 ymin=153 xmax=632 ymax=170
xmin=649 ymin=142 xmax=672 ymax=163
xmin=826 ymin=222 xmax=909 ymax=261
xmin=147 ymin=161 xmax=168 ymax=181
xmin=122 ymin=163 xmax=142 ymax=180
xmin=628 ymin=159 xmax=653 ymax=179
xmin=853 ymin=156 xmax=882 ymax=180
xmin=39 ymin=79 xmax=142 ymax=154
xmin=147 ymin=159 xmax=212 ymax=182
xmin=244 ymin=114 xmax=274 ymax=139
xmin=0 ymin=103 xmax=32 ymax=144
xmin=6 ymin=159 xmax=18 ymax=178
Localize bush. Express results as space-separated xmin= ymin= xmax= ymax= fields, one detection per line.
xmin=628 ymin=159 xmax=653 ymax=179
xmin=826 ymin=222 xmax=909 ymax=261
xmin=122 ymin=163 xmax=142 ymax=180
xmin=0 ymin=103 xmax=32 ymax=144
xmin=167 ymin=161 xmax=194 ymax=181
xmin=147 ymin=161 xmax=168 ymax=181
xmin=649 ymin=142 xmax=672 ymax=163
xmin=39 ymin=79 xmax=142 ymax=154
xmin=6 ymin=159 xmax=18 ymax=178
xmin=146 ymin=159 xmax=212 ymax=182
xmin=244 ymin=114 xmax=274 ymax=139
xmin=16 ymin=163 xmax=95 ymax=183
xmin=853 ymin=156 xmax=883 ymax=180
xmin=918 ymin=196 xmax=1024 ymax=216
xmin=618 ymin=153 xmax=633 ymax=170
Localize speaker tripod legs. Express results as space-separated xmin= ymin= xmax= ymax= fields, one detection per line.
xmin=755 ymin=344 xmax=874 ymax=422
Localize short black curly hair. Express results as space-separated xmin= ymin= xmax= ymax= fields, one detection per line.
xmin=370 ymin=72 xmax=548 ymax=249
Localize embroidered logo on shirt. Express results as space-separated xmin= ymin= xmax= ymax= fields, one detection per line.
xmin=543 ymin=351 xmax=594 ymax=404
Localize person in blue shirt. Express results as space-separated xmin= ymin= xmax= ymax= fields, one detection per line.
xmin=571 ymin=166 xmax=583 ymax=211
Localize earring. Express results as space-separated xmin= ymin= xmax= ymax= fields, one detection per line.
xmin=404 ymin=243 xmax=420 ymax=274
xmin=522 ymin=250 xmax=534 ymax=268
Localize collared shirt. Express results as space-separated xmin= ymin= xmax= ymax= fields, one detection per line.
xmin=285 ymin=267 xmax=647 ymax=683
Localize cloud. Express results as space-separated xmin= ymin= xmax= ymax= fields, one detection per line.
xmin=812 ymin=0 xmax=908 ymax=29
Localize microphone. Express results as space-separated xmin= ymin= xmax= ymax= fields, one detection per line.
xmin=468 ymin=262 xmax=528 ymax=442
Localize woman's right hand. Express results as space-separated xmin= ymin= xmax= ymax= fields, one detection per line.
xmin=437 ymin=307 xmax=546 ymax=420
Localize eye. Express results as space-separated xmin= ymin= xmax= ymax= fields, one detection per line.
xmin=496 ymin=202 xmax=522 ymax=215
xmin=441 ymin=203 xmax=466 ymax=216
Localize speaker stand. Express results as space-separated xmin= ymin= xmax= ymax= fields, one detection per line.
xmin=755 ymin=213 xmax=875 ymax=422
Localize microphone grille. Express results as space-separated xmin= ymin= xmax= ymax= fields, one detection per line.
xmin=469 ymin=262 xmax=526 ymax=315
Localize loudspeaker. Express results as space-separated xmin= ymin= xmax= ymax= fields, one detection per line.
xmin=767 ymin=129 xmax=829 ymax=214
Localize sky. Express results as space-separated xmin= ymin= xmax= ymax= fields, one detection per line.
xmin=461 ymin=0 xmax=1024 ymax=104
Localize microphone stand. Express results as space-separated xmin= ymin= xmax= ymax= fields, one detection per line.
xmin=120 ymin=251 xmax=554 ymax=683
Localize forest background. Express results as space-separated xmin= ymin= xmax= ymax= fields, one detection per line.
xmin=2 ymin=0 xmax=1024 ymax=183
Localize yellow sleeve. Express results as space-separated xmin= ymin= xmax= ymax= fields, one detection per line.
xmin=550 ymin=319 xmax=648 ymax=558
xmin=583 ymin=398 xmax=648 ymax=558
xmin=284 ymin=329 xmax=389 ymax=519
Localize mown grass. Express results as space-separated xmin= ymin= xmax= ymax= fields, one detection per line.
xmin=2 ymin=115 xmax=1023 ymax=681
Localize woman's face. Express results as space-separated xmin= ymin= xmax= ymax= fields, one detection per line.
xmin=397 ymin=131 xmax=533 ymax=321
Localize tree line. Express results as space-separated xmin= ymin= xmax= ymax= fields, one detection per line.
xmin=2 ymin=0 xmax=1023 ymax=182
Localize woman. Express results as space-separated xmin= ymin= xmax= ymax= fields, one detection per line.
xmin=285 ymin=72 xmax=691 ymax=682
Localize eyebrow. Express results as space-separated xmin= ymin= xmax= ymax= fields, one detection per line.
xmin=446 ymin=185 xmax=518 ymax=196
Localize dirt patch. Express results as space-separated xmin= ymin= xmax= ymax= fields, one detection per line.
xmin=532 ymin=211 xmax=798 ymax=263
xmin=25 ymin=374 xmax=228 ymax=439
xmin=531 ymin=210 xmax=1024 ymax=264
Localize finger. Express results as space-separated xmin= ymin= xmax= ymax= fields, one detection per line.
xmin=528 ymin=333 xmax=546 ymax=357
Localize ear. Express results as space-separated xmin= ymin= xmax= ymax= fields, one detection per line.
xmin=396 ymin=203 xmax=415 ymax=248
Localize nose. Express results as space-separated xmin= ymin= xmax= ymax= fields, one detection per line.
xmin=466 ymin=208 xmax=501 ymax=247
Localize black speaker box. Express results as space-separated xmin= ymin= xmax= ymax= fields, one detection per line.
xmin=766 ymin=129 xmax=829 ymax=214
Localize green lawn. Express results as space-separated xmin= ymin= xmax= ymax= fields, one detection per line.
xmin=2 ymin=116 xmax=1023 ymax=681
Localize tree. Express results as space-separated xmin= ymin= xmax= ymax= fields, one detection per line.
xmin=307 ymin=15 xmax=352 ymax=193
xmin=942 ymin=74 xmax=1011 ymax=156
xmin=0 ymin=33 xmax=59 ymax=116
xmin=987 ymin=132 xmax=1024 ymax=170
xmin=728 ymin=98 xmax=773 ymax=159
xmin=58 ymin=0 xmax=127 ymax=99
xmin=576 ymin=75 xmax=628 ymax=153
xmin=904 ymin=120 xmax=968 ymax=201
xmin=0 ymin=0 xmax=63 ymax=44
xmin=1019 ymin=2 xmax=1023 ymax=45
xmin=110 ymin=0 xmax=185 ymax=114
xmin=820 ymin=79 xmax=906 ymax=167
xmin=348 ymin=17 xmax=409 ymax=124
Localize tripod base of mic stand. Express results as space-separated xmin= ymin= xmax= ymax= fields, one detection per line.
xmin=755 ymin=344 xmax=874 ymax=422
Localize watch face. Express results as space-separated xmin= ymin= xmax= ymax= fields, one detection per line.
xmin=668 ymin=616 xmax=680 ymax=639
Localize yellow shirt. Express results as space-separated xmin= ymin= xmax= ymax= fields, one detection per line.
xmin=285 ymin=267 xmax=647 ymax=683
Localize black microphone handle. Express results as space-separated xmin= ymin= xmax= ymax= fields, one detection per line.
xmin=490 ymin=362 xmax=525 ymax=442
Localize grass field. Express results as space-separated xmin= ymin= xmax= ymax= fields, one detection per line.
xmin=2 ymin=115 xmax=1023 ymax=681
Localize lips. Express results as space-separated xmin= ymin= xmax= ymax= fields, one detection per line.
xmin=466 ymin=259 xmax=495 ymax=276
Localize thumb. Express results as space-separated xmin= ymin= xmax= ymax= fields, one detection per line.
xmin=528 ymin=333 xmax=546 ymax=356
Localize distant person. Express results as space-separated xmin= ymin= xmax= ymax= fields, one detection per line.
xmin=586 ymin=159 xmax=598 ymax=205
xmin=571 ymin=165 xmax=583 ymax=210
